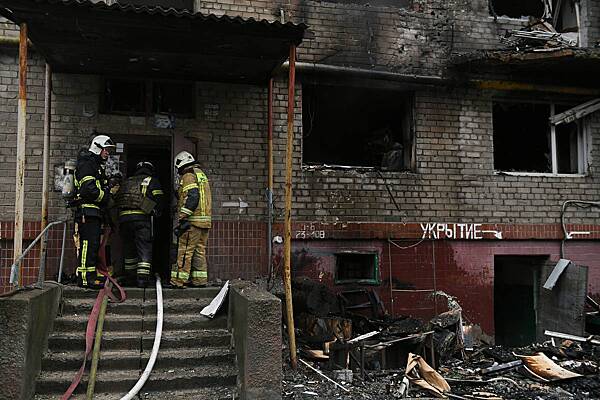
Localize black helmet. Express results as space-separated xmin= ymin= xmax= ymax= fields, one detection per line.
xmin=136 ymin=161 xmax=155 ymax=174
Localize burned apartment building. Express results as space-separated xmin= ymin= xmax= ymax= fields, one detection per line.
xmin=0 ymin=0 xmax=599 ymax=348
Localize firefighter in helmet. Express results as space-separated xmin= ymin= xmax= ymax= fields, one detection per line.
xmin=74 ymin=134 xmax=115 ymax=289
xmin=170 ymin=151 xmax=212 ymax=288
xmin=115 ymin=161 xmax=164 ymax=287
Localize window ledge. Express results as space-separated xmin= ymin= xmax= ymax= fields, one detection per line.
xmin=494 ymin=170 xmax=588 ymax=178
xmin=302 ymin=164 xmax=414 ymax=174
xmin=488 ymin=15 xmax=529 ymax=22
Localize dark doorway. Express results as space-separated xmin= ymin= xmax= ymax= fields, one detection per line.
xmin=112 ymin=135 xmax=173 ymax=281
xmin=494 ymin=255 xmax=548 ymax=346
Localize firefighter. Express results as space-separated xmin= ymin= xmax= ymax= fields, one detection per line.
xmin=74 ymin=134 xmax=115 ymax=289
xmin=115 ymin=161 xmax=164 ymax=287
xmin=170 ymin=151 xmax=212 ymax=288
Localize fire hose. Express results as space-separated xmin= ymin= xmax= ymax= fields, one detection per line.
xmin=119 ymin=274 xmax=164 ymax=400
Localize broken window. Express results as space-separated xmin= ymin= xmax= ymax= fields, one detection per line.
xmin=490 ymin=0 xmax=545 ymax=19
xmin=102 ymin=79 xmax=146 ymax=115
xmin=101 ymin=78 xmax=195 ymax=118
xmin=335 ymin=252 xmax=379 ymax=284
xmin=152 ymin=81 xmax=195 ymax=117
xmin=492 ymin=101 xmax=587 ymax=174
xmin=302 ymin=84 xmax=414 ymax=171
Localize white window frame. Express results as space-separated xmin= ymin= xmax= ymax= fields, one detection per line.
xmin=494 ymin=102 xmax=589 ymax=177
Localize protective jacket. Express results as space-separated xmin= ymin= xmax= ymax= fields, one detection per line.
xmin=74 ymin=149 xmax=109 ymax=218
xmin=116 ymin=167 xmax=164 ymax=223
xmin=177 ymin=165 xmax=211 ymax=228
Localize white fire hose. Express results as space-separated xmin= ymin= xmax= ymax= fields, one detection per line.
xmin=119 ymin=274 xmax=164 ymax=400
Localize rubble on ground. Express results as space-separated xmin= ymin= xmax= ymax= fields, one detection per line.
xmin=281 ymin=281 xmax=600 ymax=399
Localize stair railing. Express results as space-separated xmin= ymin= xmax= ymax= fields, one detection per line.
xmin=9 ymin=220 xmax=68 ymax=289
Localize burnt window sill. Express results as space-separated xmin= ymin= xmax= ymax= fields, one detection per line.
xmin=494 ymin=170 xmax=588 ymax=178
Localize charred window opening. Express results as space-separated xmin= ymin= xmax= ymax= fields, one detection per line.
xmin=302 ymin=84 xmax=414 ymax=171
xmin=490 ymin=0 xmax=544 ymax=18
xmin=335 ymin=253 xmax=379 ymax=284
xmin=102 ymin=79 xmax=146 ymax=115
xmin=152 ymin=82 xmax=194 ymax=117
xmin=493 ymin=101 xmax=586 ymax=174
xmin=101 ymin=79 xmax=194 ymax=117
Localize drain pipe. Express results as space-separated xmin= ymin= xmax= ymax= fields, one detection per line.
xmin=119 ymin=274 xmax=164 ymax=400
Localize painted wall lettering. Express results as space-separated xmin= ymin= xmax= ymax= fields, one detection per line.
xmin=420 ymin=223 xmax=502 ymax=240
xmin=295 ymin=223 xmax=326 ymax=239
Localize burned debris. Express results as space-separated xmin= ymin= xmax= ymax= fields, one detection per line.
xmin=282 ymin=276 xmax=600 ymax=400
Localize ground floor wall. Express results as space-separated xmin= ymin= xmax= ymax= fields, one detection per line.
xmin=2 ymin=219 xmax=599 ymax=340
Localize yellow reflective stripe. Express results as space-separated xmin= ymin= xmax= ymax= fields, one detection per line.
xmin=137 ymin=262 xmax=151 ymax=267
xmin=182 ymin=183 xmax=198 ymax=192
xmin=152 ymin=189 xmax=163 ymax=195
xmin=191 ymin=271 xmax=208 ymax=277
xmin=81 ymin=204 xmax=100 ymax=209
xmin=188 ymin=216 xmax=211 ymax=222
xmin=80 ymin=240 xmax=88 ymax=285
xmin=171 ymin=270 xmax=179 ymax=278
xmin=178 ymin=271 xmax=190 ymax=280
xmin=180 ymin=207 xmax=193 ymax=216
xmin=95 ymin=180 xmax=105 ymax=203
xmin=79 ymin=175 xmax=95 ymax=185
xmin=119 ymin=209 xmax=146 ymax=216
xmin=141 ymin=177 xmax=151 ymax=197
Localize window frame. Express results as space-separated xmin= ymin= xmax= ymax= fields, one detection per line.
xmin=334 ymin=251 xmax=380 ymax=285
xmin=492 ymin=100 xmax=589 ymax=177
xmin=99 ymin=77 xmax=196 ymax=118
xmin=300 ymin=80 xmax=416 ymax=172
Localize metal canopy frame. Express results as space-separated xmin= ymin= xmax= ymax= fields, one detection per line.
xmin=0 ymin=0 xmax=306 ymax=83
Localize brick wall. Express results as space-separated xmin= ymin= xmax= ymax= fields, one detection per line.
xmin=287 ymin=238 xmax=600 ymax=335
xmin=0 ymin=0 xmax=599 ymax=294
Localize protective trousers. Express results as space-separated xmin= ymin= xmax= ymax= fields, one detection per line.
xmin=171 ymin=226 xmax=209 ymax=287
xmin=120 ymin=219 xmax=153 ymax=282
xmin=76 ymin=217 xmax=101 ymax=288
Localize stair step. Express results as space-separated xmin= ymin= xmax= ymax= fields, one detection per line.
xmin=42 ymin=347 xmax=236 ymax=371
xmin=61 ymin=297 xmax=214 ymax=315
xmin=53 ymin=313 xmax=227 ymax=332
xmin=62 ymin=286 xmax=223 ymax=300
xmin=34 ymin=386 xmax=236 ymax=400
xmin=48 ymin=329 xmax=231 ymax=351
xmin=33 ymin=386 xmax=239 ymax=400
xmin=35 ymin=364 xmax=236 ymax=395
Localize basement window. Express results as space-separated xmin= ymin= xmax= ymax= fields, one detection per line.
xmin=493 ymin=102 xmax=587 ymax=175
xmin=101 ymin=78 xmax=194 ymax=117
xmin=335 ymin=252 xmax=379 ymax=285
xmin=302 ymin=84 xmax=414 ymax=171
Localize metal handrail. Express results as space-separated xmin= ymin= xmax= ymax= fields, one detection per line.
xmin=10 ymin=220 xmax=68 ymax=288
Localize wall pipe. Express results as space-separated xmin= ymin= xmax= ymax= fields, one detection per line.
xmin=119 ymin=274 xmax=163 ymax=400
xmin=267 ymin=78 xmax=274 ymax=285
xmin=283 ymin=44 xmax=298 ymax=369
xmin=13 ymin=23 xmax=27 ymax=278
xmin=280 ymin=61 xmax=448 ymax=86
xmin=39 ymin=63 xmax=52 ymax=279
xmin=281 ymin=61 xmax=599 ymax=96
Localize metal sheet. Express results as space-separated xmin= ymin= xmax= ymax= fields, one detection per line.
xmin=517 ymin=352 xmax=582 ymax=381
xmin=543 ymin=258 xmax=571 ymax=290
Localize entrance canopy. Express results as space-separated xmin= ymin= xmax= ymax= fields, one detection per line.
xmin=0 ymin=0 xmax=306 ymax=83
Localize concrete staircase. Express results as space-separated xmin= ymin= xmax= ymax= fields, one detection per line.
xmin=34 ymin=286 xmax=236 ymax=399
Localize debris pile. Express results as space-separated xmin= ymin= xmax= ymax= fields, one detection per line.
xmin=501 ymin=19 xmax=578 ymax=50
xmin=282 ymin=279 xmax=600 ymax=399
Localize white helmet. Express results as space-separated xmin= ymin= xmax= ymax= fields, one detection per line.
xmin=89 ymin=135 xmax=116 ymax=155
xmin=174 ymin=151 xmax=195 ymax=170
